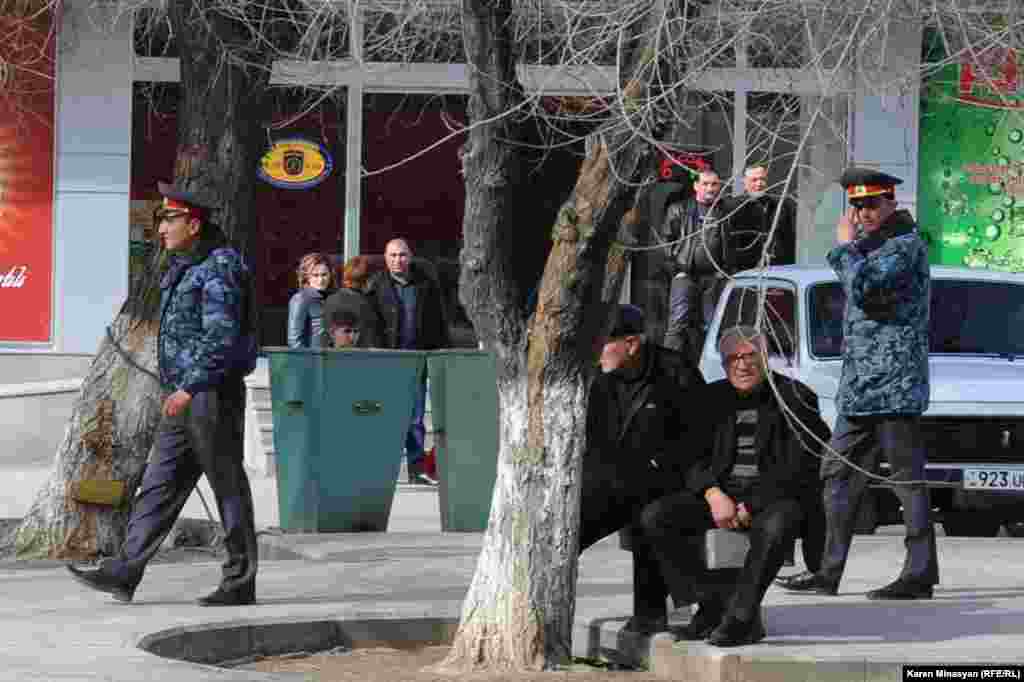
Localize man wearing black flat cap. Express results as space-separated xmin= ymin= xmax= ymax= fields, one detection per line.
xmin=577 ymin=304 xmax=707 ymax=634
xmin=67 ymin=181 xmax=260 ymax=607
xmin=785 ymin=167 xmax=937 ymax=600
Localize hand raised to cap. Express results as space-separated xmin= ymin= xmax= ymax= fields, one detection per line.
xmin=837 ymin=208 xmax=857 ymax=244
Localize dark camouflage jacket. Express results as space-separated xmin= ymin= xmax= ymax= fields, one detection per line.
xmin=158 ymin=228 xmax=258 ymax=395
xmin=827 ymin=209 xmax=930 ymax=416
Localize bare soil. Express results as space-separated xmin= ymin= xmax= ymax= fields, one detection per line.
xmin=239 ymin=645 xmax=666 ymax=681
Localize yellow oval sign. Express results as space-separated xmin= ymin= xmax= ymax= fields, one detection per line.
xmin=258 ymin=138 xmax=333 ymax=189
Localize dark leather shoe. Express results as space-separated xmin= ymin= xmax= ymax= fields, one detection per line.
xmin=866 ymin=579 xmax=933 ymax=600
xmin=674 ymin=604 xmax=723 ymax=641
xmin=706 ymin=615 xmax=766 ymax=647
xmin=66 ymin=564 xmax=137 ymax=603
xmin=197 ymin=582 xmax=255 ymax=606
xmin=775 ymin=569 xmax=815 ymax=589
xmin=622 ymin=615 xmax=669 ymax=636
xmin=783 ymin=572 xmax=839 ymax=596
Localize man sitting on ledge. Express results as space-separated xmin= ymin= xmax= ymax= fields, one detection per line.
xmin=639 ymin=326 xmax=829 ymax=646
xmin=579 ymin=304 xmax=707 ymax=635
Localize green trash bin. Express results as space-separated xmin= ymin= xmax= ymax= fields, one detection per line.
xmin=266 ymin=347 xmax=427 ymax=532
xmin=427 ymin=350 xmax=499 ymax=532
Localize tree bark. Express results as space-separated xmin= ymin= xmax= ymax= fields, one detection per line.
xmin=10 ymin=1 xmax=274 ymax=559
xmin=440 ymin=1 xmax=670 ymax=671
xmin=14 ymin=257 xmax=165 ymax=559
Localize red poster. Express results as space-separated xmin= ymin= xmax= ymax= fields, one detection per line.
xmin=0 ymin=13 xmax=56 ymax=342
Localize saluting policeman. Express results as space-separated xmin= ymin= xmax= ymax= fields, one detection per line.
xmin=786 ymin=168 xmax=938 ymax=600
xmin=68 ymin=182 xmax=260 ymax=606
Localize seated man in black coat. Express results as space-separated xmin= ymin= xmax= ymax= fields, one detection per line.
xmin=579 ymin=304 xmax=707 ymax=634
xmin=639 ymin=325 xmax=830 ymax=646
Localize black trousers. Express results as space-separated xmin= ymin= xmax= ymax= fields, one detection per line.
xmin=664 ymin=272 xmax=725 ymax=363
xmin=579 ymin=475 xmax=681 ymax=621
xmin=638 ymin=492 xmax=803 ymax=622
xmin=819 ymin=415 xmax=938 ymax=586
xmin=786 ymin=483 xmax=825 ymax=573
xmin=107 ymin=381 xmax=258 ymax=591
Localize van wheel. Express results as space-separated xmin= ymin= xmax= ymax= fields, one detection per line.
xmin=941 ymin=514 xmax=1001 ymax=537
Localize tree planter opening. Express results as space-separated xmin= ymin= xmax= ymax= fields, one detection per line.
xmin=138 ymin=616 xmax=458 ymax=668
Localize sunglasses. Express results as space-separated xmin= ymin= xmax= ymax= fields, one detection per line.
xmin=153 ymin=208 xmax=193 ymax=223
xmin=850 ymin=197 xmax=885 ymax=210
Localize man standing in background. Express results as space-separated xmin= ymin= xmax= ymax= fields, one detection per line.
xmin=365 ymin=238 xmax=451 ymax=486
xmin=730 ymin=165 xmax=797 ymax=272
xmin=662 ymin=169 xmax=735 ymax=363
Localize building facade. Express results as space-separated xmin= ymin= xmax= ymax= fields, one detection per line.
xmin=1 ymin=2 xmax=931 ymax=358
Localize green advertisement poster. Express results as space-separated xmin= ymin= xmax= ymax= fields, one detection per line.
xmin=918 ymin=47 xmax=1024 ymax=270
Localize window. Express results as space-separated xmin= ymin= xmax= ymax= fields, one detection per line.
xmin=808 ymin=279 xmax=1024 ymax=359
xmin=930 ymin=280 xmax=1024 ymax=356
xmin=808 ymin=283 xmax=844 ymax=358
xmin=716 ymin=284 xmax=797 ymax=358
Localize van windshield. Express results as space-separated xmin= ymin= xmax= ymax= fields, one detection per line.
xmin=809 ymin=279 xmax=1024 ymax=358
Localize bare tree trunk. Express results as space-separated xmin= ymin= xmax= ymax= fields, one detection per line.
xmin=441 ymin=1 xmax=670 ymax=671
xmin=11 ymin=1 xmax=274 ymax=559
xmin=14 ymin=259 xmax=165 ymax=559
xmin=167 ymin=0 xmax=273 ymax=256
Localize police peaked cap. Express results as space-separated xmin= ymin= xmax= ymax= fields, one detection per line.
xmin=157 ymin=181 xmax=219 ymax=213
xmin=839 ymin=168 xmax=903 ymax=200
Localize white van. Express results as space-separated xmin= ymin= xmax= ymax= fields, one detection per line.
xmin=700 ymin=265 xmax=1024 ymax=537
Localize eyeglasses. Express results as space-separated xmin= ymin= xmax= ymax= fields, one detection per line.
xmin=724 ymin=351 xmax=761 ymax=367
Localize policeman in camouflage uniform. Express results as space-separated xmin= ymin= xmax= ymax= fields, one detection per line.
xmin=785 ymin=168 xmax=938 ymax=600
xmin=68 ymin=182 xmax=259 ymax=606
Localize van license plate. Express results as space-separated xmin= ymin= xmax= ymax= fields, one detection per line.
xmin=963 ymin=468 xmax=1024 ymax=490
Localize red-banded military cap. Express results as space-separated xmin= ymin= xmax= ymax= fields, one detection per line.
xmin=839 ymin=167 xmax=903 ymax=200
xmin=157 ymin=181 xmax=218 ymax=214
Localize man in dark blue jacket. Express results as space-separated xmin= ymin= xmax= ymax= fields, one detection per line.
xmin=68 ymin=182 xmax=259 ymax=606
xmin=364 ymin=238 xmax=451 ymax=485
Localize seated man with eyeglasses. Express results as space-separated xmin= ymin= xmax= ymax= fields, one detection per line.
xmin=640 ymin=326 xmax=829 ymax=646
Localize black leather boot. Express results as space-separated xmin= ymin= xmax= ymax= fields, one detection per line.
xmin=197 ymin=581 xmax=255 ymax=606
xmin=866 ymin=578 xmax=933 ymax=600
xmin=66 ymin=564 xmax=138 ymax=603
xmin=674 ymin=602 xmax=724 ymax=641
xmin=783 ymin=572 xmax=839 ymax=596
xmin=706 ymin=613 xmax=766 ymax=647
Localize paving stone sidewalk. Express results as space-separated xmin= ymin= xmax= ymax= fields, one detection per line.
xmin=3 ymin=477 xmax=1024 ymax=681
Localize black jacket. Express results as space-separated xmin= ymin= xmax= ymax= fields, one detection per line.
xmin=364 ymin=262 xmax=452 ymax=350
xmin=584 ymin=343 xmax=707 ymax=504
xmin=729 ymin=194 xmax=797 ymax=271
xmin=663 ymin=197 xmax=735 ymax=276
xmin=687 ymin=373 xmax=830 ymax=514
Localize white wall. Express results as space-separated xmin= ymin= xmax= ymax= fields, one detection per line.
xmin=51 ymin=2 xmax=133 ymax=354
xmin=849 ymin=20 xmax=922 ymax=219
